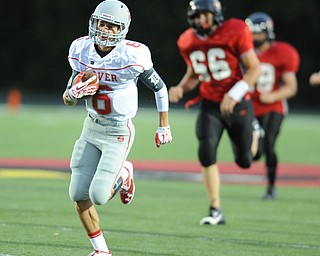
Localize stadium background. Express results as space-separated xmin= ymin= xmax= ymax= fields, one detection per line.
xmin=1 ymin=2 xmax=320 ymax=255
xmin=1 ymin=0 xmax=320 ymax=112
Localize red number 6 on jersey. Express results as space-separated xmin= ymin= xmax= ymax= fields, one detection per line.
xmin=92 ymin=85 xmax=112 ymax=115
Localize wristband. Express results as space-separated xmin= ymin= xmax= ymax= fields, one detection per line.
xmin=227 ymin=80 xmax=249 ymax=101
xmin=66 ymin=89 xmax=77 ymax=102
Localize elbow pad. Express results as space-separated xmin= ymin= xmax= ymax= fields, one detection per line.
xmin=139 ymin=67 xmax=165 ymax=92
xmin=140 ymin=67 xmax=169 ymax=111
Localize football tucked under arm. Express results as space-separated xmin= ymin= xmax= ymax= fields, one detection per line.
xmin=64 ymin=71 xmax=99 ymax=104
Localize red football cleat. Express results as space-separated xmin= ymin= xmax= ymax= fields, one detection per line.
xmin=119 ymin=161 xmax=135 ymax=204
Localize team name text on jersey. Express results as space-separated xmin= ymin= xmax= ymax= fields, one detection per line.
xmin=96 ymin=72 xmax=118 ymax=82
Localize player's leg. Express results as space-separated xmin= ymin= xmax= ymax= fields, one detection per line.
xmin=196 ymin=100 xmax=225 ymax=225
xmin=76 ymin=200 xmax=111 ymax=255
xmin=69 ymin=138 xmax=101 ymax=202
xmin=199 ymin=163 xmax=226 ymax=225
xmin=202 ymin=164 xmax=221 ymax=209
xmin=90 ymin=119 xmax=135 ymax=205
xmin=251 ymin=117 xmax=265 ymax=159
xmin=253 ymin=116 xmax=265 ymax=161
xmin=261 ymin=112 xmax=283 ymax=199
xmin=79 ymin=118 xmax=134 ymax=255
xmin=228 ymin=99 xmax=255 ymax=168
xmin=68 ymin=136 xmax=110 ymax=253
xmin=70 ymin=117 xmax=122 ymax=254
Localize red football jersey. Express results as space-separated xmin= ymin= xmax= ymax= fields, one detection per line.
xmin=251 ymin=41 xmax=300 ymax=116
xmin=177 ymin=18 xmax=254 ymax=102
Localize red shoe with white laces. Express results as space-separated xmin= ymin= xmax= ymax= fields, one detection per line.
xmin=88 ymin=249 xmax=112 ymax=255
xmin=119 ymin=161 xmax=135 ymax=204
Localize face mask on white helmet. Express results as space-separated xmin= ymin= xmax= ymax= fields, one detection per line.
xmin=89 ymin=0 xmax=131 ymax=47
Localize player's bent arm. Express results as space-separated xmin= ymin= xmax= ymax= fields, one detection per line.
xmin=266 ymin=72 xmax=297 ymax=102
xmin=169 ymin=66 xmax=199 ymax=103
xmin=176 ymin=66 xmax=199 ymax=92
xmin=227 ymin=50 xmax=260 ymax=102
xmin=241 ymin=49 xmax=261 ymax=87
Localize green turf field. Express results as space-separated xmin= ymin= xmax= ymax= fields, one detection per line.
xmin=0 ymin=176 xmax=319 ymax=256
xmin=0 ymin=105 xmax=319 ymax=255
xmin=1 ymin=104 xmax=320 ymax=164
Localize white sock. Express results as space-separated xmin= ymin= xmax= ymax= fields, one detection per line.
xmin=88 ymin=229 xmax=108 ymax=251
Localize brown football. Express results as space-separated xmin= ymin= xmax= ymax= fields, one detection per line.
xmin=82 ymin=71 xmax=98 ymax=83
xmin=73 ymin=71 xmax=99 ymax=85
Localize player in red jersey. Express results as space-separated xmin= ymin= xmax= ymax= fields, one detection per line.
xmin=169 ymin=0 xmax=261 ymax=225
xmin=245 ymin=12 xmax=300 ymax=199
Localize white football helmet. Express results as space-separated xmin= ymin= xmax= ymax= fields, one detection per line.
xmin=89 ymin=0 xmax=131 ymax=47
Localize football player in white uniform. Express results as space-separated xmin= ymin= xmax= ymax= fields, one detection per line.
xmin=62 ymin=1 xmax=172 ymax=255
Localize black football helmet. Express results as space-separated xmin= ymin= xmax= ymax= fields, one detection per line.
xmin=187 ymin=0 xmax=224 ymax=35
xmin=245 ymin=12 xmax=275 ymax=40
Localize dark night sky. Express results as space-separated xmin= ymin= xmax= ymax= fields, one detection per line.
xmin=1 ymin=0 xmax=320 ymax=111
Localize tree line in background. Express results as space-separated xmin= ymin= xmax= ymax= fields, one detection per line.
xmin=2 ymin=0 xmax=320 ymax=110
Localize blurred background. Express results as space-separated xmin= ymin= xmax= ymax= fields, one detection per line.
xmin=1 ymin=0 xmax=320 ymax=112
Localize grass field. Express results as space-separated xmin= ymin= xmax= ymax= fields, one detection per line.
xmin=1 ymin=104 xmax=320 ymax=164
xmin=0 ymin=104 xmax=319 ymax=255
xmin=0 ymin=175 xmax=319 ymax=256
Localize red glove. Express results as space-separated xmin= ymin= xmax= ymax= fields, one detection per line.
xmin=155 ymin=125 xmax=172 ymax=148
xmin=68 ymin=72 xmax=99 ymax=100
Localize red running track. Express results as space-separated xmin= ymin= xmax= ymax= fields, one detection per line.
xmin=0 ymin=158 xmax=319 ymax=187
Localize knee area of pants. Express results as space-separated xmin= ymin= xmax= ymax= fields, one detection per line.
xmin=199 ymin=153 xmax=216 ymax=167
xmin=201 ymin=161 xmax=216 ymax=168
xmin=253 ymin=152 xmax=262 ymax=161
xmin=236 ymin=159 xmax=251 ymax=169
xmin=91 ymin=198 xmax=108 ymax=205
xmin=90 ymin=191 xmax=110 ymax=206
xmin=69 ymin=191 xmax=85 ymax=202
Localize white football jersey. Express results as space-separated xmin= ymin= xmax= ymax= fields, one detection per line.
xmin=68 ymin=36 xmax=153 ymax=121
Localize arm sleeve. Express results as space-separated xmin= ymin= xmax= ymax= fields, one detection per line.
xmin=154 ymin=86 xmax=169 ymax=112
xmin=139 ymin=67 xmax=169 ymax=112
